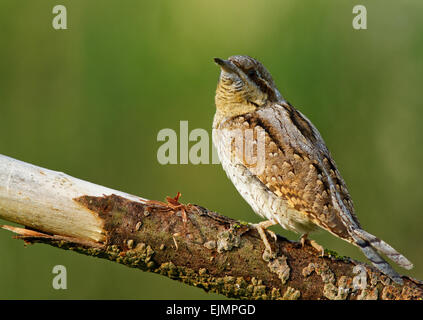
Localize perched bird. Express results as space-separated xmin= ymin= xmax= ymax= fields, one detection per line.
xmin=212 ymin=55 xmax=413 ymax=284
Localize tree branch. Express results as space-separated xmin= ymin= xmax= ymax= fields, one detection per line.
xmin=0 ymin=154 xmax=422 ymax=300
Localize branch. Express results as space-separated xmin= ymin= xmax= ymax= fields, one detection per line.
xmin=0 ymin=154 xmax=421 ymax=300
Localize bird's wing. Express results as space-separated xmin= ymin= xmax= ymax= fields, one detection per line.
xmin=221 ymin=101 xmax=360 ymax=241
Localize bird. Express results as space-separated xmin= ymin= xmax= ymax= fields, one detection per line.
xmin=211 ymin=55 xmax=413 ymax=284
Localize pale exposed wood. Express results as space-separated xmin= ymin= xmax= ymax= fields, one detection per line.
xmin=0 ymin=154 xmax=145 ymax=241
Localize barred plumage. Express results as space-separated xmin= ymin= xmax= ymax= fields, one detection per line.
xmin=212 ymin=55 xmax=413 ymax=284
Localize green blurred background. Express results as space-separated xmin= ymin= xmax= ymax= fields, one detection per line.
xmin=0 ymin=0 xmax=422 ymax=299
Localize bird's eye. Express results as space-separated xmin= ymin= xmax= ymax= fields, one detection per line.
xmin=247 ymin=69 xmax=256 ymax=77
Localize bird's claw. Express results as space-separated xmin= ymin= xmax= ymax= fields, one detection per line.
xmin=267 ymin=229 xmax=277 ymax=242
xmin=252 ymin=220 xmax=278 ymax=258
xmin=300 ymin=234 xmax=325 ymax=257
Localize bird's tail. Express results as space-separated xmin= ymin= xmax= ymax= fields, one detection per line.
xmin=352 ymin=228 xmax=413 ymax=284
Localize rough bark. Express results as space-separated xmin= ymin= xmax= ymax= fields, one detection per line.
xmin=0 ymin=154 xmax=422 ymax=300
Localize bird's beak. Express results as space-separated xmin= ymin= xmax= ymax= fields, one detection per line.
xmin=214 ymin=57 xmax=239 ymax=75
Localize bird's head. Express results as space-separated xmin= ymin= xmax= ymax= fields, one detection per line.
xmin=214 ymin=55 xmax=283 ymax=117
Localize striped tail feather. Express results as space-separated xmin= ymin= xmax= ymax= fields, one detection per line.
xmin=352 ymin=228 xmax=413 ymax=284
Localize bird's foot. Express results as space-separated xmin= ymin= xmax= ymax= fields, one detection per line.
xmin=252 ymin=220 xmax=278 ymax=260
xmin=300 ymin=234 xmax=325 ymax=257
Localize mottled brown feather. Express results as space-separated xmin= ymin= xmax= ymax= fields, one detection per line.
xmin=213 ymin=55 xmax=413 ymax=283
xmin=218 ymin=102 xmax=360 ymax=241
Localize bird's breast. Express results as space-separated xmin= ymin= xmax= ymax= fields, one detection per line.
xmin=212 ymin=119 xmax=319 ymax=234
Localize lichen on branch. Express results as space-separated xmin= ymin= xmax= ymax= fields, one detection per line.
xmin=3 ymin=194 xmax=422 ymax=300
